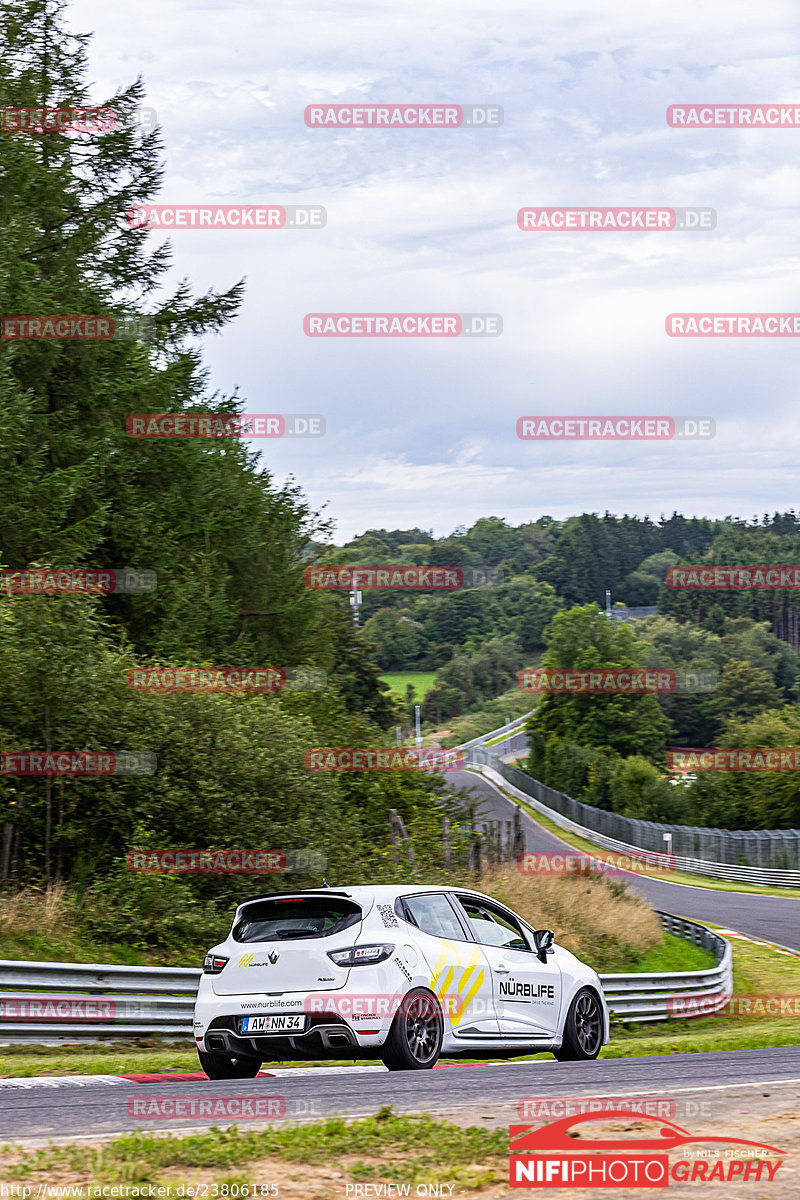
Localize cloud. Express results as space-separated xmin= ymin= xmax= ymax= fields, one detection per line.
xmin=68 ymin=0 xmax=800 ymax=537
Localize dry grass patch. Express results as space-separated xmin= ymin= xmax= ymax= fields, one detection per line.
xmin=479 ymin=867 xmax=663 ymax=971
xmin=0 ymin=885 xmax=149 ymax=964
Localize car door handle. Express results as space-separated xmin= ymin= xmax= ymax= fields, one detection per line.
xmin=496 ymin=964 xmax=510 ymax=974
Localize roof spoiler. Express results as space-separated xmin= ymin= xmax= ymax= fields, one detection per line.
xmin=235 ymin=888 xmax=352 ymax=908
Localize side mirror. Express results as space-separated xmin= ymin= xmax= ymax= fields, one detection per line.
xmin=533 ymin=929 xmax=555 ymax=963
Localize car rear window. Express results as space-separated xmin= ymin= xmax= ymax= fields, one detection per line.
xmin=232 ymin=897 xmax=362 ymax=943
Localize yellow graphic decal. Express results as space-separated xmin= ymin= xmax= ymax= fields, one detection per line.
xmin=430 ymin=939 xmax=485 ymax=1025
xmin=238 ymin=952 xmax=254 ymax=968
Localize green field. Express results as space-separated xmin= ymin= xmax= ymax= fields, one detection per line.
xmin=380 ymin=671 xmax=437 ymax=700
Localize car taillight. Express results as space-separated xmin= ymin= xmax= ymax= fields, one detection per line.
xmin=203 ymin=953 xmax=229 ymax=974
xmin=327 ymin=943 xmax=394 ymax=966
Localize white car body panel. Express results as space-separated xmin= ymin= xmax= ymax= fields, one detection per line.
xmin=193 ymin=884 xmax=610 ymax=1061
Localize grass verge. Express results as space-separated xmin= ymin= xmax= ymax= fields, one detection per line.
xmin=0 ymin=1111 xmax=508 ymax=1195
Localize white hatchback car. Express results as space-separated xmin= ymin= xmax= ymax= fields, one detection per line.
xmin=194 ymin=885 xmax=609 ymax=1077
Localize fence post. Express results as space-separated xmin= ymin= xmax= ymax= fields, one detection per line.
xmin=513 ymin=806 xmax=524 ymax=859
xmin=0 ymin=823 xmax=12 ymax=883
xmin=484 ymin=822 xmax=493 ymax=868
xmin=443 ymin=815 xmax=451 ymax=870
xmin=389 ymin=809 xmax=416 ymax=866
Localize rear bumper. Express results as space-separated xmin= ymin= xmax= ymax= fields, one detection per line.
xmin=201 ymin=1014 xmax=377 ymax=1060
xmin=194 ymin=974 xmax=399 ymax=1058
xmin=203 ymin=1012 xmax=371 ymax=1060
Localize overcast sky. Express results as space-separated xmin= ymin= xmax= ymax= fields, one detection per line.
xmin=69 ymin=0 xmax=800 ymax=541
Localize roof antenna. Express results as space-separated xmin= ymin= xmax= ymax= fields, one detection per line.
xmin=322 ymin=877 xmax=330 ymax=888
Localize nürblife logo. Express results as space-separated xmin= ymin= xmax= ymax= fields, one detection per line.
xmin=509 ymin=1111 xmax=785 ymax=1187
xmin=238 ymin=950 xmax=279 ymax=967
xmin=499 ymin=979 xmax=555 ymax=1001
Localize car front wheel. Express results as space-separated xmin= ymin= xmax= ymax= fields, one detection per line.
xmin=198 ymin=1048 xmax=262 ymax=1079
xmin=553 ymin=988 xmax=604 ymax=1061
xmin=381 ymin=988 xmax=443 ymax=1070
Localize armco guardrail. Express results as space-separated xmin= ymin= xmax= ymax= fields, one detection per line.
xmin=600 ymin=913 xmax=732 ymax=1023
xmin=0 ymin=959 xmax=200 ymax=1040
xmin=0 ymin=916 xmax=731 ymax=1040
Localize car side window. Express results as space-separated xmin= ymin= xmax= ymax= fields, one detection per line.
xmin=401 ymin=893 xmax=468 ymax=941
xmin=456 ymin=897 xmax=531 ymax=950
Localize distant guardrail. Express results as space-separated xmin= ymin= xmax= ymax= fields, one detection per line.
xmin=457 ymin=711 xmax=533 ymax=752
xmin=0 ymin=915 xmax=731 ymax=1041
xmin=466 ymin=752 xmax=800 ymax=886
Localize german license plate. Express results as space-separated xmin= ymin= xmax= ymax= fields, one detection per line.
xmin=240 ymin=1013 xmax=307 ymax=1033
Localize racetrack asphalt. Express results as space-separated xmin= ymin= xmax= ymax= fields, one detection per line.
xmin=3 ymin=1048 xmax=800 ymax=1141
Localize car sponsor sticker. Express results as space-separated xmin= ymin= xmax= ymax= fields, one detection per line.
xmin=430 ymin=939 xmax=486 ymax=1025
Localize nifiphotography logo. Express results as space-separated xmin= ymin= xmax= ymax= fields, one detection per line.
xmin=509 ymin=1111 xmax=785 ymax=1187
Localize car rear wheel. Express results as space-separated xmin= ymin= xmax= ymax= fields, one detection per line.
xmin=198 ymin=1048 xmax=262 ymax=1079
xmin=381 ymin=988 xmax=443 ymax=1070
xmin=553 ymin=988 xmax=604 ymax=1061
